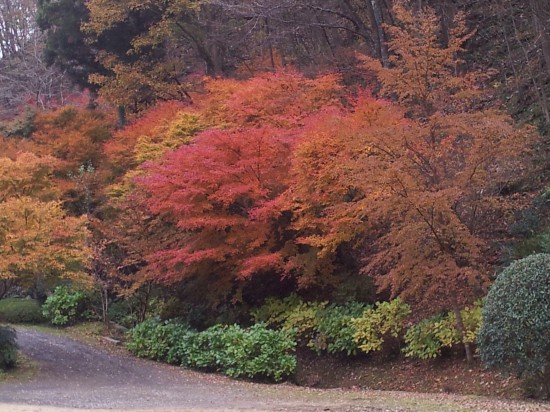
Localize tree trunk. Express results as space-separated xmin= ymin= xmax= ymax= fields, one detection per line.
xmin=341 ymin=0 xmax=377 ymax=54
xmin=529 ymin=0 xmax=550 ymax=76
xmin=452 ymin=304 xmax=474 ymax=363
xmin=0 ymin=279 xmax=13 ymax=299
xmin=264 ymin=17 xmax=276 ymax=71
xmin=363 ymin=0 xmax=389 ymax=66
xmin=101 ymin=287 xmax=109 ymax=326
xmin=117 ymin=105 xmax=126 ymax=128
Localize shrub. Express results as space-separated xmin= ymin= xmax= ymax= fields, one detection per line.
xmin=251 ymin=294 xmax=303 ymax=326
xmin=0 ymin=326 xmax=17 ymax=370
xmin=0 ymin=109 xmax=36 ymax=138
xmin=252 ymin=295 xmax=326 ymax=345
xmin=312 ymin=302 xmax=368 ymax=355
xmin=182 ymin=325 xmax=229 ymax=369
xmin=126 ymin=318 xmax=190 ymax=361
xmin=352 ymin=298 xmax=411 ymax=354
xmin=0 ymin=298 xmax=45 ymax=324
xmin=107 ymin=300 xmax=138 ymax=329
xmin=404 ymin=303 xmax=482 ymax=360
xmin=127 ymin=320 xmax=297 ymax=382
xmin=219 ymin=323 xmax=296 ymax=381
xmin=478 ymin=254 xmax=550 ymax=397
xmin=42 ymin=286 xmax=87 ymax=326
xmin=281 ymin=301 xmax=326 ymax=343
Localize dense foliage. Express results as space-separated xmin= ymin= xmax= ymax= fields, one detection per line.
xmin=127 ymin=319 xmax=296 ymax=382
xmin=478 ymin=254 xmax=550 ymax=397
xmin=352 ymin=299 xmax=411 ymax=355
xmin=0 ymin=326 xmax=17 ymax=370
xmin=42 ymin=286 xmax=89 ymax=326
xmin=0 ymin=299 xmax=45 ymax=324
xmin=404 ymin=304 xmax=481 ymax=360
xmin=0 ymin=0 xmax=548 ymax=391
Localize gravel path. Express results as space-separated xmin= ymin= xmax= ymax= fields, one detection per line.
xmin=1 ymin=328 xmax=550 ymax=412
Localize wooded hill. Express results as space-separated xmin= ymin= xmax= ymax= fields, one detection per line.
xmin=0 ymin=0 xmax=549 ymax=392
xmin=0 ymin=0 xmax=547 ymax=133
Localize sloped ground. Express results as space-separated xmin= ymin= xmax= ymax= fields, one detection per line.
xmin=294 ymin=349 xmax=525 ymax=398
xmin=0 ymin=328 xmax=549 ymax=412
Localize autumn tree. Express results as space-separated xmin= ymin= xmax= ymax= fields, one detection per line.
xmin=103 ymin=101 xmax=198 ymax=186
xmin=0 ymin=153 xmax=91 ymax=295
xmin=32 ymin=107 xmax=113 ymax=166
xmin=286 ymin=99 xmax=403 ymax=289
xmin=131 ymin=72 xmax=344 ymax=303
xmin=357 ymin=3 xmax=537 ymax=362
xmin=91 ymin=193 xmax=181 ymax=323
xmin=103 ymin=71 xmax=342 ymax=195
xmin=0 ymin=152 xmax=58 ymax=201
xmin=138 ymin=126 xmax=293 ymax=302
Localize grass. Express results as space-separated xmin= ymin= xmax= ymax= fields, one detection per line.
xmin=17 ymin=322 xmax=106 ymax=342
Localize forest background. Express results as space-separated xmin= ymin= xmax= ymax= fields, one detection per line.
xmin=1 ymin=0 xmax=550 ymax=396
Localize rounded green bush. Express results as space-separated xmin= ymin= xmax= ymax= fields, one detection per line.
xmin=312 ymin=302 xmax=367 ymax=355
xmin=127 ymin=320 xmax=296 ymax=382
xmin=0 ymin=298 xmax=45 ymax=324
xmin=478 ymin=253 xmax=550 ymax=396
xmin=0 ymin=326 xmax=17 ymax=370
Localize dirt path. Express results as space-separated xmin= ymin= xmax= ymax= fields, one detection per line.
xmin=1 ymin=328 xmax=550 ymax=412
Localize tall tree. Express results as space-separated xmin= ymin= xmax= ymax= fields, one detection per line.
xmin=134 ymin=71 xmax=343 ymax=302
xmin=82 ymin=0 xmax=203 ymax=110
xmin=360 ymin=2 xmax=538 ymax=362
xmin=36 ymin=0 xmax=105 ymax=91
xmin=257 ymin=2 xmax=540 ymax=364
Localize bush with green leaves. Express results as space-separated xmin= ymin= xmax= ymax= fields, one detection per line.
xmin=352 ymin=298 xmax=411 ymax=354
xmin=0 ymin=326 xmax=17 ymax=370
xmin=126 ymin=318 xmax=189 ymax=361
xmin=0 ymin=108 xmax=36 ymax=138
xmin=311 ymin=302 xmax=368 ymax=355
xmin=252 ymin=295 xmax=326 ymax=345
xmin=0 ymin=298 xmax=45 ymax=324
xmin=195 ymin=323 xmax=296 ymax=381
xmin=127 ymin=320 xmax=296 ymax=382
xmin=403 ymin=303 xmax=482 ymax=360
xmin=107 ymin=300 xmax=138 ymax=329
xmin=42 ymin=286 xmax=87 ymax=326
xmin=478 ymin=254 xmax=550 ymax=397
xmin=251 ymin=294 xmax=304 ymax=326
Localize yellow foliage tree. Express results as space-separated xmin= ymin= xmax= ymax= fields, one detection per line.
xmin=0 ymin=152 xmax=58 ymax=201
xmin=0 ymin=197 xmax=90 ymax=289
xmin=0 ymin=153 xmax=91 ymax=293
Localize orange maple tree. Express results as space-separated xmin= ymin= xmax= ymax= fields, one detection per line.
xmin=32 ymin=107 xmax=114 ymax=172
xmin=289 ymin=2 xmax=538 ymax=362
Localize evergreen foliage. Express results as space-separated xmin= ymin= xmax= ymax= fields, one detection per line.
xmin=478 ymin=254 xmax=550 ymax=397
xmin=0 ymin=326 xmax=17 ymax=370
